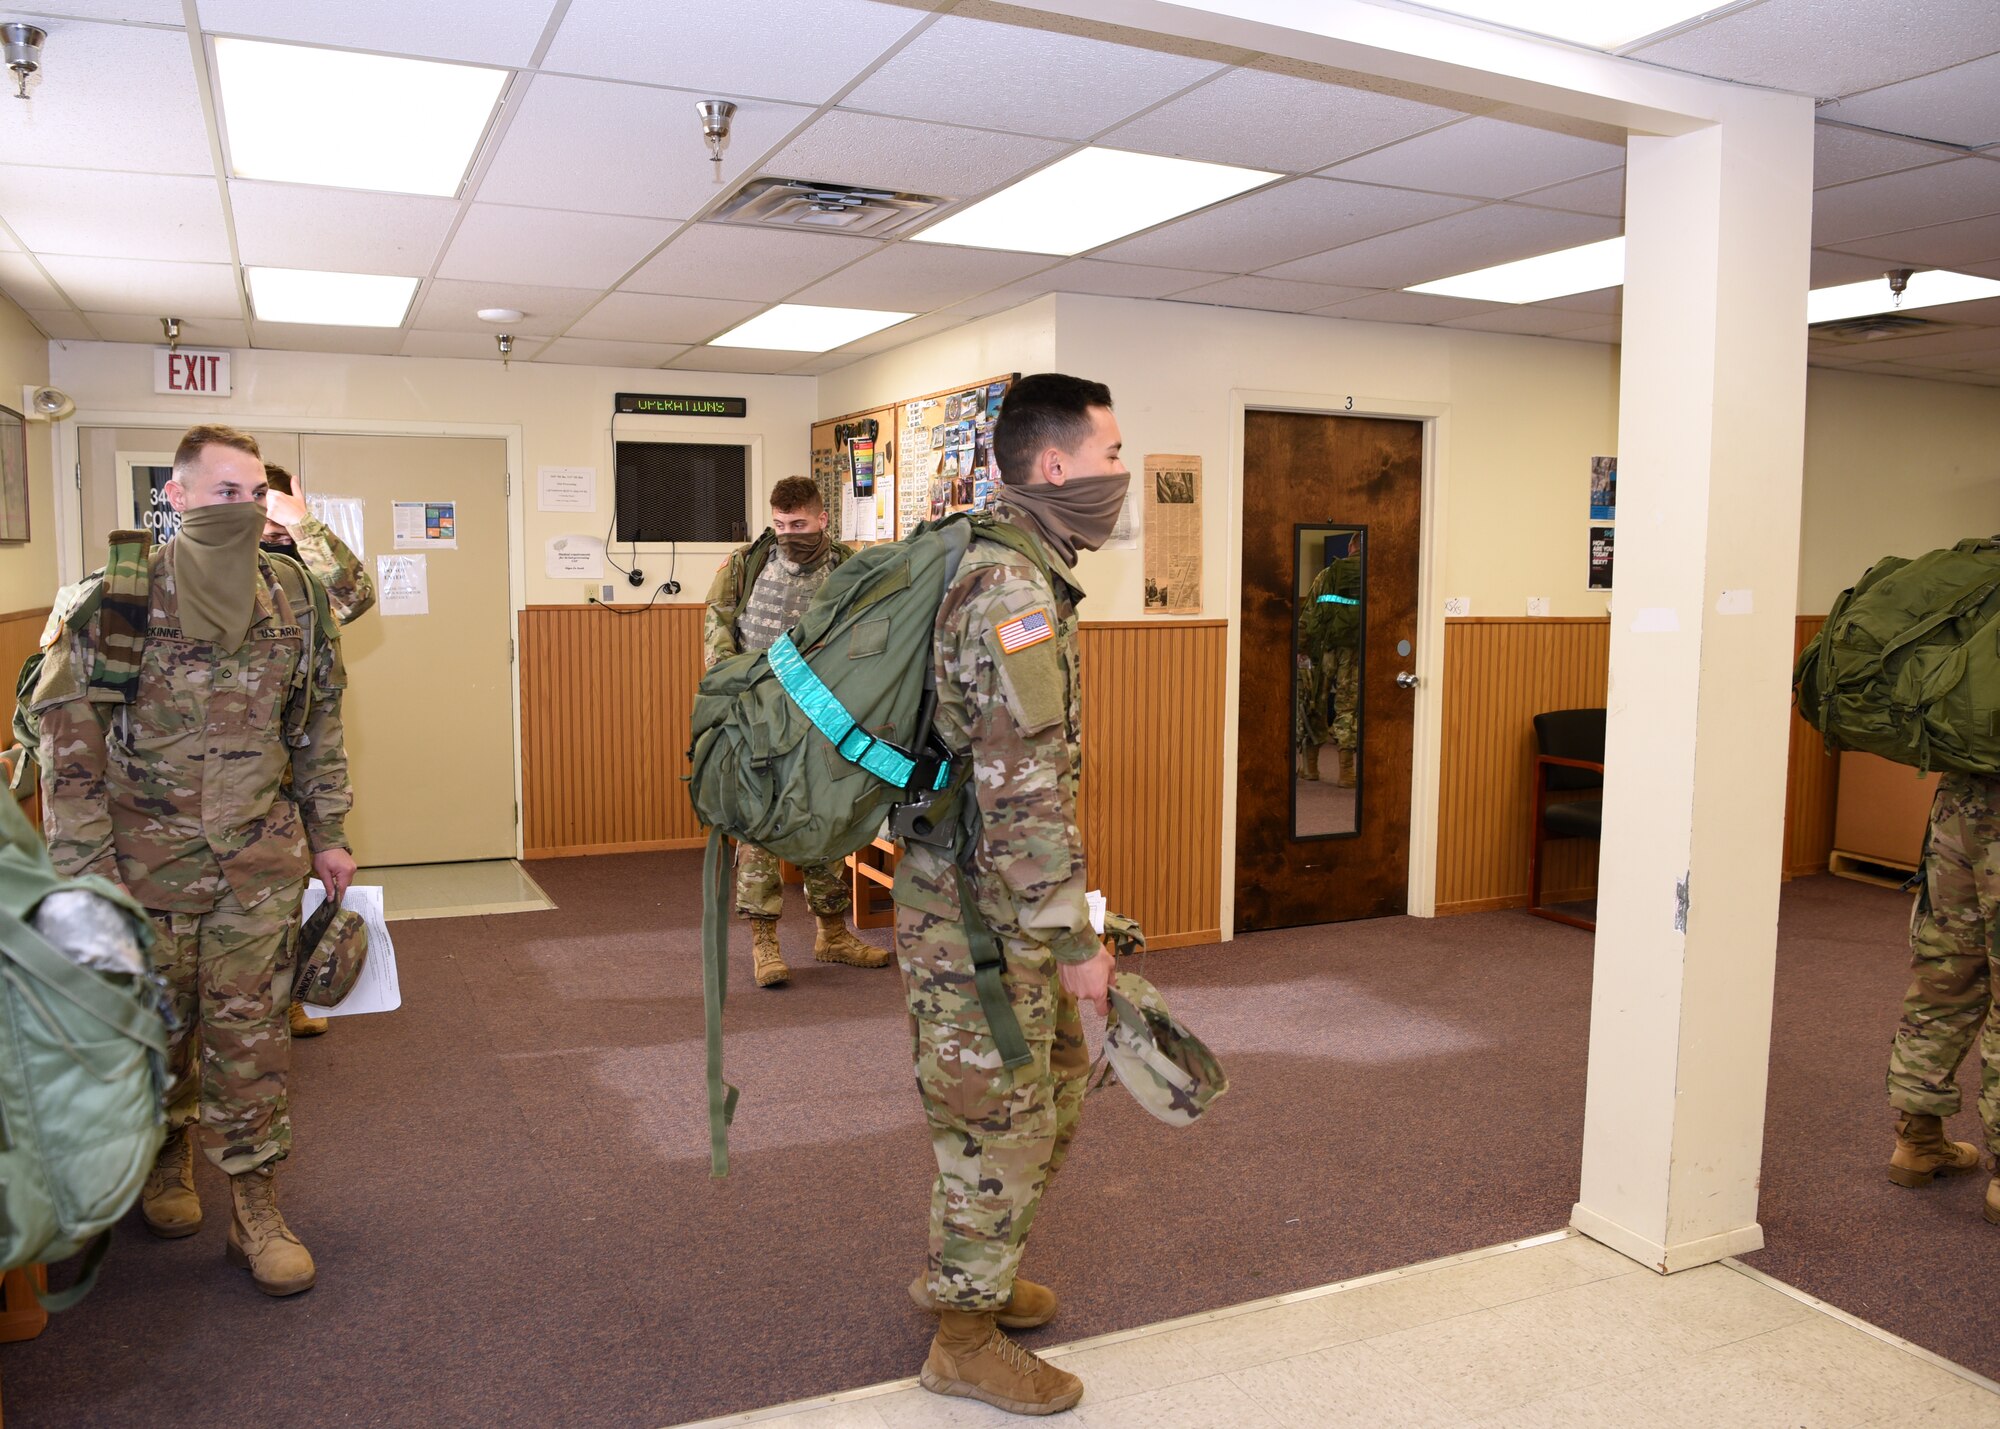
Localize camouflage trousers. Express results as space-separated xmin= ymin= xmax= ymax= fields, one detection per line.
xmin=1887 ymin=772 xmax=2000 ymax=1154
xmin=1329 ymin=646 xmax=1359 ymax=753
xmin=1294 ymin=650 xmax=1331 ymax=750
xmin=734 ymin=842 xmax=850 ymax=920
xmin=896 ymin=899 xmax=1088 ymax=1312
xmin=150 ymin=879 xmax=303 ymax=1176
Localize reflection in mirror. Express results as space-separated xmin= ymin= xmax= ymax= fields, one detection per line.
xmin=1294 ymin=525 xmax=1364 ymax=839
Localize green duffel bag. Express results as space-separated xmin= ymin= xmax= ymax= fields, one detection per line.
xmin=1794 ymin=536 xmax=2000 ymax=776
xmin=0 ymin=789 xmax=169 ymax=1308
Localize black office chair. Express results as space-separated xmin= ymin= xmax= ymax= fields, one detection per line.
xmin=1529 ymin=708 xmax=1605 ymax=930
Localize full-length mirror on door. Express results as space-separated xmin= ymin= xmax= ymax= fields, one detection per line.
xmin=1294 ymin=524 xmax=1365 ymax=839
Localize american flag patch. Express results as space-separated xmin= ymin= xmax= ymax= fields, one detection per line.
xmin=996 ymin=607 xmax=1054 ymax=654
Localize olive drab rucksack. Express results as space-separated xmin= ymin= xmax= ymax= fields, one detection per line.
xmin=686 ymin=512 xmax=1060 ymax=1177
xmin=1793 ymin=536 xmax=2000 ymax=775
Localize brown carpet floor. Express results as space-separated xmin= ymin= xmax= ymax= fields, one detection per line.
xmin=0 ymin=858 xmax=1988 ymax=1427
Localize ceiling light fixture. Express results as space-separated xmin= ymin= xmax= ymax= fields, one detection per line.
xmin=911 ymin=147 xmax=1282 ymax=257
xmin=1806 ymin=269 xmax=2000 ymax=326
xmin=214 ymin=38 xmax=507 ymax=197
xmin=477 ymin=307 xmax=524 ymax=323
xmin=246 ymin=266 xmax=420 ymax=328
xmin=1402 ymin=2 xmax=1727 ymax=50
xmin=1406 ymin=236 xmax=1625 ymax=304
xmin=708 ymin=304 xmax=914 ymax=352
xmin=2 ymin=22 xmax=45 ymax=100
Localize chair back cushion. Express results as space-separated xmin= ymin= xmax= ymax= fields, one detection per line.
xmin=1533 ymin=708 xmax=1606 ymax=793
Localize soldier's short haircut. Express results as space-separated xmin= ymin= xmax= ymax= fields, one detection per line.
xmin=173 ymin=423 xmax=262 ymax=477
xmin=995 ymin=373 xmax=1113 ymax=485
xmin=262 ymin=462 xmax=294 ymax=495
xmin=769 ymin=475 xmax=823 ymax=514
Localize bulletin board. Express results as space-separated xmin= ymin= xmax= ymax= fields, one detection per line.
xmin=810 ymin=404 xmax=895 ymax=545
xmin=811 ymin=372 xmax=1016 ymax=547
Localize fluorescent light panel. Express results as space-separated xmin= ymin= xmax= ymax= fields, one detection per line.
xmin=215 ymin=38 xmax=507 ymax=197
xmin=709 ymin=304 xmax=914 ymax=352
xmin=911 ymin=147 xmax=1281 ymax=257
xmin=247 ymin=267 xmax=419 ymax=327
xmin=1807 ymin=270 xmax=2000 ymax=325
xmin=1407 ymin=236 xmax=1624 ymax=304
xmin=1405 ymin=2 xmax=1724 ymax=49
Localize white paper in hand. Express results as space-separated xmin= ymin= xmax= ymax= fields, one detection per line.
xmin=299 ymin=881 xmax=401 ymax=1016
xmin=1086 ymin=890 xmax=1106 ymax=936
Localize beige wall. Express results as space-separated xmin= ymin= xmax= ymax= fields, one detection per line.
xmin=0 ymin=294 xmax=53 ymax=613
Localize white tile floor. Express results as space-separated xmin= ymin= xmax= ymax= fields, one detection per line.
xmin=681 ymin=1232 xmax=2000 ymax=1429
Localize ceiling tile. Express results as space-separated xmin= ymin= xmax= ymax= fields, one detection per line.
xmin=476 ymin=76 xmax=811 ymax=221
xmin=0 ymin=253 xmax=68 ymax=309
xmin=1102 ymin=62 xmax=1472 ymax=174
xmin=1262 ymin=205 xmax=1620 ymax=289
xmin=1439 ymin=306 xmax=1612 ymax=336
xmin=408 ymin=279 xmax=603 ymax=336
xmin=438 ymin=204 xmax=676 ymax=288
xmin=1168 ymin=274 xmax=1373 ymax=313
xmin=997 ymin=258 xmax=1227 ymax=299
xmin=1830 ymin=213 xmax=2000 ymax=271
xmin=1318 ymin=290 xmax=1497 ymax=324
xmin=1813 ymin=123 xmax=1961 ymax=188
xmin=1513 ymin=167 xmax=1624 ymax=218
xmin=1821 ymin=325 xmax=2000 ymax=362
xmin=541 ymin=0 xmax=932 ymax=104
xmin=39 ymin=256 xmax=241 ymax=317
xmin=1820 ymin=52 xmax=2000 ymax=148
xmin=399 ymin=330 xmax=521 ymax=361
xmin=1811 ymin=248 xmax=1903 ymax=286
xmin=763 ymin=112 xmax=1066 ymax=199
xmin=789 ymin=243 xmax=1055 ymax=310
xmin=1095 ymin=177 xmax=1480 ymax=272
xmin=27 ymin=309 xmax=96 ymax=340
xmin=1318 ymin=115 xmax=1625 ymax=200
xmin=26 ymin=2 xmax=186 ymax=19
xmin=249 ymin=321 xmax=404 ymax=356
xmin=83 ymin=312 xmax=247 ymax=346
xmin=533 ymin=337 xmax=689 ymax=368
xmin=665 ymin=346 xmax=815 ymax=374
xmin=1558 ymin=323 xmax=1621 ymax=345
xmin=0 ymin=22 xmax=210 ymax=176
xmin=1813 ymin=159 xmax=2000 ymax=246
xmin=230 ymin=182 xmax=458 ymax=275
xmin=566 ymin=292 xmax=763 ymax=344
xmin=841 ymin=13 xmax=1224 ymax=142
xmin=1541 ymin=286 xmax=1622 ymax=315
xmin=622 ymin=226 xmax=880 ymax=302
xmin=1626 ymin=1 xmax=2000 ymax=99
xmin=1899 ymin=345 xmax=2000 ymax=371
xmin=0 ymin=168 xmax=229 ymax=262
xmin=196 ymin=0 xmax=558 ymax=67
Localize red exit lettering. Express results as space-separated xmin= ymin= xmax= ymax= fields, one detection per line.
xmin=168 ymin=353 xmax=223 ymax=392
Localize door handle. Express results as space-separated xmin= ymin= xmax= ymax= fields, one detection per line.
xmin=1395 ymin=671 xmax=1419 ymax=690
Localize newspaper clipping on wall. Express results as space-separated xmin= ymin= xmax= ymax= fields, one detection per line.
xmin=1143 ymin=453 xmax=1203 ymax=614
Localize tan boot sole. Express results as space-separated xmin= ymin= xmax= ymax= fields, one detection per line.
xmin=227 ymin=1237 xmax=317 ymax=1297
xmin=815 ymin=943 xmax=890 ymax=968
xmin=754 ymin=965 xmax=789 ymax=988
xmin=1889 ymin=1144 xmax=1981 ymax=1187
xmin=141 ymin=1204 xmax=201 ymax=1239
xmin=919 ymin=1366 xmax=1081 ymax=1416
xmin=908 ymin=1274 xmax=1057 ymax=1330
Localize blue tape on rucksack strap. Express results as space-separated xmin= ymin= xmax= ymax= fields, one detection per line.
xmin=768 ymin=633 xmax=947 ymax=791
xmin=1316 ymin=593 xmax=1358 ymax=605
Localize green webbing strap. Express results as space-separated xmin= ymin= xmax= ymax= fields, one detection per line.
xmin=767 ymin=633 xmax=949 ymax=792
xmin=701 ymin=826 xmax=740 ymax=1178
xmin=953 ymin=865 xmax=1032 ymax=1070
xmin=35 ymin=1230 xmax=110 ymax=1312
xmin=0 ymin=906 xmax=167 ymax=1055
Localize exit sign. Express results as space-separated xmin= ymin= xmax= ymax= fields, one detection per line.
xmin=154 ymin=348 xmax=232 ymax=396
xmin=615 ymin=392 xmax=746 ymax=418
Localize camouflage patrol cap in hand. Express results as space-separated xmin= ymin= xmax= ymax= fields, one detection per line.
xmin=294 ymin=896 xmax=368 ymax=1008
xmin=1097 ymin=971 xmax=1228 ymax=1127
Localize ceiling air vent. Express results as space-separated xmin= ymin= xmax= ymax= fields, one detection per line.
xmin=711 ymin=177 xmax=945 ymax=238
xmin=1809 ymin=313 xmax=1962 ymax=343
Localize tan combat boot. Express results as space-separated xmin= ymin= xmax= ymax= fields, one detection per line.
xmin=288 ymin=1001 xmax=329 ymax=1038
xmin=909 ymin=1272 xmax=1058 ymax=1330
xmin=1336 ymin=748 xmax=1357 ymax=787
xmin=1301 ymin=745 xmax=1321 ymax=781
xmin=227 ymin=1166 xmax=317 ymax=1297
xmin=1985 ymin=1169 xmax=1999 ymax=1226
xmin=1888 ymin=1111 xmax=1981 ymax=1187
xmin=140 ymin=1127 xmax=201 ymax=1239
xmin=814 ymin=914 xmax=891 ymax=968
xmin=751 ymin=919 xmax=789 ymax=988
xmin=922 ymin=1308 xmax=1083 ymax=1416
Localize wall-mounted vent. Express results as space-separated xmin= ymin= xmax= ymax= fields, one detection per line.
xmin=1809 ymin=313 xmax=1962 ymax=343
xmin=710 ymin=177 xmax=945 ymax=238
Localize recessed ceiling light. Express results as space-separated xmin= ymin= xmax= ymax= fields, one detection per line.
xmin=214 ymin=38 xmax=507 ymax=197
xmin=1806 ymin=270 xmax=2000 ymax=326
xmin=477 ymin=307 xmax=525 ymax=323
xmin=1407 ymin=236 xmax=1625 ymax=304
xmin=247 ymin=267 xmax=420 ymax=327
xmin=1402 ymin=2 xmax=1726 ymax=50
xmin=709 ymin=304 xmax=914 ymax=352
xmin=910 ymin=147 xmax=1282 ymax=257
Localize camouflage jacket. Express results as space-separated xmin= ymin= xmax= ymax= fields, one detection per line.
xmin=276 ymin=513 xmax=375 ymax=625
xmin=32 ymin=543 xmax=352 ymax=914
xmin=702 ymin=531 xmax=854 ymax=669
xmin=894 ymin=513 xmax=1096 ymax=966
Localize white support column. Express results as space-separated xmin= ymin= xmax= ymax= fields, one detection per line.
xmin=1570 ymin=96 xmax=1816 ymax=1273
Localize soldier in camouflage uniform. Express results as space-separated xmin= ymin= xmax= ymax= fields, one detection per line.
xmin=1296 ymin=543 xmax=1361 ymax=787
xmin=262 ymin=462 xmax=374 ymax=1038
xmin=32 ymin=424 xmax=354 ymax=1297
xmin=895 ymin=374 xmax=1129 ymax=1417
xmin=703 ymin=476 xmax=888 ymax=988
xmin=1885 ymin=771 xmax=2000 ymax=1226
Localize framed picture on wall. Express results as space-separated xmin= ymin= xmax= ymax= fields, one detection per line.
xmin=0 ymin=405 xmax=25 ymax=542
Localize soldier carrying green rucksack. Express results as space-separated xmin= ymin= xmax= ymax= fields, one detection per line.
xmin=1793 ymin=535 xmax=2000 ymax=1227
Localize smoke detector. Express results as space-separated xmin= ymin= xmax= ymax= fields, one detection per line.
xmin=711 ymin=177 xmax=946 ymax=238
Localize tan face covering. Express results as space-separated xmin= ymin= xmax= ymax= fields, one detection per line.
xmin=776 ymin=528 xmax=830 ymax=567
xmin=993 ymin=473 xmax=1131 ymax=566
xmin=172 ymin=501 xmax=267 ymax=650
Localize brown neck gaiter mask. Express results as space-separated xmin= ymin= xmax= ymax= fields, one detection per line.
xmin=171 ymin=502 xmax=267 ymax=650
xmin=776 ymin=528 xmax=830 ymax=567
xmin=995 ymin=473 xmax=1131 ymax=566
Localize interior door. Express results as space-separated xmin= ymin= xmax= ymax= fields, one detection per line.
xmin=297 ymin=434 xmax=514 ymax=865
xmin=1235 ymin=411 xmax=1423 ymax=931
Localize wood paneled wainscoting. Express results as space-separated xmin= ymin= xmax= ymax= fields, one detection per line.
xmin=517 ymin=608 xmax=1229 ymax=948
xmin=1435 ymin=615 xmax=1839 ymax=916
xmin=2 ymin=608 xmax=50 ymax=825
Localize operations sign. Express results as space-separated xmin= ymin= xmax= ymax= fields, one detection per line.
xmin=614 ymin=392 xmax=746 ymax=418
